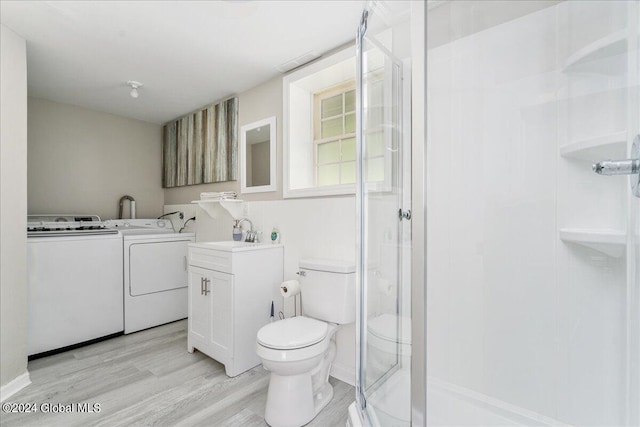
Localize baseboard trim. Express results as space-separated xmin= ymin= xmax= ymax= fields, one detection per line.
xmin=331 ymin=364 xmax=355 ymax=387
xmin=428 ymin=377 xmax=573 ymax=426
xmin=1 ymin=371 xmax=31 ymax=402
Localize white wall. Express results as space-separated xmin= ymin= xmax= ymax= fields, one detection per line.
xmin=426 ymin=2 xmax=633 ymax=426
xmin=0 ymin=24 xmax=29 ymax=393
xmin=27 ymin=98 xmax=164 ymax=220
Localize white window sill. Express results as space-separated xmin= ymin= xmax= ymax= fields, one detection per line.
xmin=283 ymin=184 xmax=355 ymax=199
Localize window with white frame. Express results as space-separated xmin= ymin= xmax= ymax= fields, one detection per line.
xmin=314 ymin=83 xmax=356 ymax=186
xmin=283 ymin=45 xmax=389 ymax=198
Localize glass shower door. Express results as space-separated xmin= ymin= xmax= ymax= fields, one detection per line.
xmin=356 ymin=1 xmax=412 ymax=425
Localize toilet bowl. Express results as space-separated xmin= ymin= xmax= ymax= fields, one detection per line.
xmin=256 ymin=258 xmax=355 ymax=427
xmin=257 ymin=316 xmax=338 ymax=427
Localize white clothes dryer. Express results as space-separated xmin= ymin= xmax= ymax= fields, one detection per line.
xmin=107 ymin=219 xmax=195 ymax=334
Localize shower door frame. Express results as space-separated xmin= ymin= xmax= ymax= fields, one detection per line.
xmin=355 ymin=2 xmax=414 ymax=424
xmin=625 ymin=3 xmax=640 ymax=424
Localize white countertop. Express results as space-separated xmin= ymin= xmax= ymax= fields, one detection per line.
xmin=189 ymin=241 xmax=283 ymax=252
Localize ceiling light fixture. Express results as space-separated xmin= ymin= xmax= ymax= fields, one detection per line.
xmin=127 ymin=80 xmax=143 ymax=99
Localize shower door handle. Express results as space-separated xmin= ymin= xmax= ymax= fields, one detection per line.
xmin=592 ymin=135 xmax=640 ymax=198
xmin=399 ymin=209 xmax=411 ymax=221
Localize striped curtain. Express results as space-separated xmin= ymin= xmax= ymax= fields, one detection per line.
xmin=162 ymin=97 xmax=238 ymax=188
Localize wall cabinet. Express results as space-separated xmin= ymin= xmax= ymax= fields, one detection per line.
xmin=187 ymin=242 xmax=283 ymax=377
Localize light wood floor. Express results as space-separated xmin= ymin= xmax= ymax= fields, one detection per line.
xmin=1 ymin=320 xmax=354 ymax=427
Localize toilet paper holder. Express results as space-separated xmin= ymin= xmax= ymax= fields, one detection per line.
xmin=280 ymin=279 xmax=302 ymax=317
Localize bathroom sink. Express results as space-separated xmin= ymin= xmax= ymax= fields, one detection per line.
xmin=190 ymin=240 xmax=281 ymax=252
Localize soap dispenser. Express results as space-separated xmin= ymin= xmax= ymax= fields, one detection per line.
xmin=270 ymin=226 xmax=280 ymax=244
xmin=232 ymin=220 xmax=243 ymax=241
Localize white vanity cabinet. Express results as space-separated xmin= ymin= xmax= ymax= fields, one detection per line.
xmin=187 ymin=241 xmax=283 ymax=377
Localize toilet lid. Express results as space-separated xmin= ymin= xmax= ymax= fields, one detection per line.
xmin=257 ymin=316 xmax=328 ymax=350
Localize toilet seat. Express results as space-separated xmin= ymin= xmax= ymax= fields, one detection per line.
xmin=257 ymin=316 xmax=328 ymax=350
xmin=256 ymin=318 xmax=337 ymax=364
xmin=367 ymin=313 xmax=411 ymax=345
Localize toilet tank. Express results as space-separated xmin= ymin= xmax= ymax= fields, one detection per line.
xmin=299 ymin=258 xmax=355 ymax=324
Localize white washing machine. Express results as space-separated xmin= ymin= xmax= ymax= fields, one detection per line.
xmin=27 ymin=215 xmax=124 ymax=356
xmin=107 ymin=219 xmax=195 ymax=334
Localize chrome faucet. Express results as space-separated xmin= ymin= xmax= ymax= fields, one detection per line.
xmin=237 ymin=218 xmax=256 ymax=242
xmin=118 ymin=195 xmax=136 ymax=219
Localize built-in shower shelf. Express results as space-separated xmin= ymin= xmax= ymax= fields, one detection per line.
xmin=560 ymin=132 xmax=627 ymax=161
xmin=559 ymin=228 xmax=626 ymax=258
xmin=563 ymin=29 xmax=628 ymax=75
xmin=192 ymin=199 xmax=244 ymax=219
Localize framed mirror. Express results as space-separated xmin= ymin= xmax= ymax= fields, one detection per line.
xmin=240 ymin=116 xmax=277 ymax=193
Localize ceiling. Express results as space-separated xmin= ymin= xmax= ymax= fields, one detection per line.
xmin=0 ymin=0 xmax=366 ymax=124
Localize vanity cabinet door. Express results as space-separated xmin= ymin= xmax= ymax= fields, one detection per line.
xmin=209 ymin=270 xmax=234 ymax=358
xmin=188 ymin=267 xmax=211 ymax=347
xmin=187 ymin=266 xmax=234 ymax=367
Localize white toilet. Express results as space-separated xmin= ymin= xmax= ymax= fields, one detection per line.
xmin=256 ymin=258 xmax=355 ymax=427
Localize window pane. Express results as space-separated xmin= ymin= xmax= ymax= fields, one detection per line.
xmin=318 ymin=164 xmax=340 ymax=186
xmin=318 ymin=141 xmax=340 ymax=164
xmin=345 ymin=90 xmax=356 ymax=113
xmin=366 ymin=157 xmax=385 ymax=182
xmin=342 ymin=137 xmax=356 ymax=161
xmin=321 ymin=116 xmax=343 ymax=139
xmin=366 ymin=131 xmax=384 ymax=157
xmin=345 ymin=113 xmax=356 ymax=134
xmin=341 ymin=161 xmax=356 ymax=184
xmin=321 ymin=94 xmax=343 ymax=119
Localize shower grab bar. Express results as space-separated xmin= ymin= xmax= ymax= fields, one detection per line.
xmin=592 ymin=134 xmax=639 ymax=198
xmin=592 ymin=159 xmax=640 ymax=176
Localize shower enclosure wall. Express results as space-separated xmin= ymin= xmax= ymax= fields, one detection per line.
xmin=353 ymin=1 xmax=639 ymax=426
xmin=425 ymin=1 xmax=639 ymax=426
